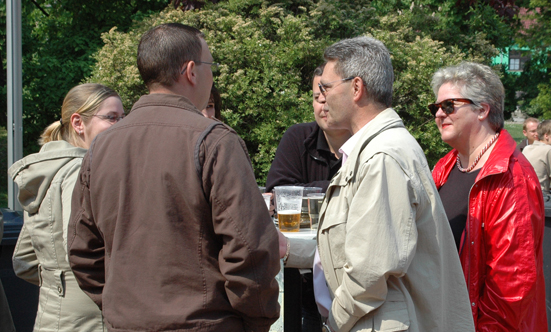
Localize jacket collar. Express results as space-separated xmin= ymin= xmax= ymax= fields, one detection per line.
xmin=342 ymin=108 xmax=405 ymax=167
xmin=131 ymin=93 xmax=203 ymax=116
xmin=437 ymin=129 xmax=516 ymax=182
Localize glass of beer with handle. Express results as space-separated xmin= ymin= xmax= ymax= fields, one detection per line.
xmin=274 ymin=186 xmax=303 ymax=232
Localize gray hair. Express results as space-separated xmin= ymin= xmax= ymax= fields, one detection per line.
xmin=323 ymin=36 xmax=394 ymax=107
xmin=431 ymin=62 xmax=504 ymax=131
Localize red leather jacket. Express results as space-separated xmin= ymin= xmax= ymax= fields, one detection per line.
xmin=432 ymin=130 xmax=547 ymax=331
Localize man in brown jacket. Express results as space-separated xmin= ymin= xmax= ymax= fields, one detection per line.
xmin=67 ymin=23 xmax=280 ymax=332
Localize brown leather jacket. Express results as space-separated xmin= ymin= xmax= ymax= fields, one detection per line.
xmin=68 ymin=93 xmax=280 ymax=332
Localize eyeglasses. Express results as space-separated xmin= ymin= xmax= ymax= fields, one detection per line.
xmin=180 ymin=61 xmax=220 ymax=74
xmin=427 ymin=98 xmax=474 ymax=117
xmin=93 ymin=114 xmax=126 ymax=124
xmin=197 ymin=61 xmax=220 ymax=69
xmin=318 ymin=76 xmax=355 ymax=96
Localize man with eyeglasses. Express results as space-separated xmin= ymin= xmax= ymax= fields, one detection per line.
xmin=266 ymin=63 xmax=350 ymax=332
xmin=67 ymin=23 xmax=280 ymax=332
xmin=313 ymin=36 xmax=474 ymax=332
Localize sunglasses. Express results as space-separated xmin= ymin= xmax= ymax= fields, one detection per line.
xmin=427 ymin=98 xmax=474 ymax=117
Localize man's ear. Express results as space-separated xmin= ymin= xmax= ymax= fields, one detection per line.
xmin=182 ymin=61 xmax=197 ymax=86
xmin=352 ymin=77 xmax=365 ymax=102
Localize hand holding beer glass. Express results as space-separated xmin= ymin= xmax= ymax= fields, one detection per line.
xmin=274 ymin=186 xmax=303 ymax=232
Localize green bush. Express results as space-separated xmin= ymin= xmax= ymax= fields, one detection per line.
xmin=87 ymin=1 xmax=497 ymax=183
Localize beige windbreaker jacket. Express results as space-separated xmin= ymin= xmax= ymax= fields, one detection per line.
xmin=317 ymin=109 xmax=474 ymax=332
xmin=9 ymin=140 xmax=104 ymax=331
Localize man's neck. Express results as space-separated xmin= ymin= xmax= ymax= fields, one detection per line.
xmin=349 ymin=104 xmax=388 ymax=134
xmin=149 ymin=84 xmax=184 ymax=96
xmin=323 ymin=130 xmax=350 ymax=158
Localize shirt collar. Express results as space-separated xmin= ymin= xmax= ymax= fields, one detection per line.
xmin=339 ymin=123 xmax=369 ymax=163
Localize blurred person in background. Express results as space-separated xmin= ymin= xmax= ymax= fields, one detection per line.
xmin=523 ymin=119 xmax=551 ymax=193
xmin=517 ymin=117 xmax=539 ymax=152
xmin=431 ymin=62 xmax=547 ymax=331
xmin=8 ymin=83 xmax=124 ymax=331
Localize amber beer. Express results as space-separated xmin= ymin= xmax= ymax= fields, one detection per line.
xmin=278 ymin=210 xmax=301 ymax=232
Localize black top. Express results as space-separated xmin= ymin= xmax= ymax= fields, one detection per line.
xmin=438 ymin=165 xmax=480 ymax=251
xmin=266 ymin=122 xmax=341 ymax=193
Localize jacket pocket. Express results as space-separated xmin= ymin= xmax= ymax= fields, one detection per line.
xmin=320 ymin=175 xmax=351 ymax=271
xmin=372 ymin=300 xmax=410 ymax=331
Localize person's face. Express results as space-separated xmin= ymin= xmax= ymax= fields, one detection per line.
xmin=434 ymin=83 xmax=479 ymax=149
xmin=523 ymin=121 xmax=538 ymax=143
xmin=201 ymin=96 xmax=215 ymax=119
xmin=312 ymin=76 xmax=330 ymax=131
xmin=317 ymin=61 xmax=354 ymax=131
xmin=83 ymin=96 xmax=125 ymax=148
xmin=197 ymin=38 xmax=214 ymax=111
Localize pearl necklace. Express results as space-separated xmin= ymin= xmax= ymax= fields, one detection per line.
xmin=456 ymin=132 xmax=500 ymax=173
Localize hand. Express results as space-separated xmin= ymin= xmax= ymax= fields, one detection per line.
xmin=277 ymin=229 xmax=288 ymax=259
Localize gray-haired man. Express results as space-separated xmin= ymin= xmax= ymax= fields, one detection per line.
xmin=314 ymin=36 xmax=475 ymax=332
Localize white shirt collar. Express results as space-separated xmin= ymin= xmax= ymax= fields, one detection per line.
xmin=339 ymin=123 xmax=369 ymax=163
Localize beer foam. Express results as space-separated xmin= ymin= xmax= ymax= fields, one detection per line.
xmin=278 ymin=210 xmax=301 ymax=215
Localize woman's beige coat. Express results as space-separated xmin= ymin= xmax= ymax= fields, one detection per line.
xmin=9 ymin=140 xmax=104 ymax=331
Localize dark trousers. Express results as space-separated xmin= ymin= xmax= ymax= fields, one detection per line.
xmin=284 ymin=268 xmax=322 ymax=332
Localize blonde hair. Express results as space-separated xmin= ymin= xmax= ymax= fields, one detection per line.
xmin=40 ymin=83 xmax=120 ymax=146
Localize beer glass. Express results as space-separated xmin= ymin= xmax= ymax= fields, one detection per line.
xmin=274 ymin=186 xmax=303 ymax=232
xmin=261 ymin=193 xmax=271 ymax=210
xmin=300 ymin=187 xmax=322 ymax=228
xmin=307 ymin=193 xmax=324 ymax=229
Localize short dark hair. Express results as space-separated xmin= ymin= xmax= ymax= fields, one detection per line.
xmin=312 ymin=63 xmax=326 ymax=84
xmin=137 ymin=23 xmax=204 ymax=89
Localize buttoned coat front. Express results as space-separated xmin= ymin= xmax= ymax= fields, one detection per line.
xmin=317 ymin=109 xmax=474 ymax=332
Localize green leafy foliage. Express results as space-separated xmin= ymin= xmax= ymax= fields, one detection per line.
xmin=88 ymin=2 xmax=493 ymax=179
xmin=88 ymin=4 xmax=325 ymax=182
xmin=2 ymin=0 xmax=167 ymax=154
xmin=516 ymin=0 xmax=551 ymax=118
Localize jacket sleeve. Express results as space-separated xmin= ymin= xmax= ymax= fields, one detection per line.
xmin=266 ymin=125 xmax=330 ymax=192
xmin=12 ymin=223 xmax=40 ymax=285
xmin=476 ymin=169 xmax=544 ymax=331
xmin=61 ymin=160 xmax=83 ymax=257
xmin=67 ymin=151 xmax=105 ymax=309
xmin=203 ymin=130 xmax=280 ymax=332
xmin=328 ymin=154 xmax=417 ymax=332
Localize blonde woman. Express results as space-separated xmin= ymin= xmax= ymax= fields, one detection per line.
xmin=9 ymin=83 xmax=125 ymax=331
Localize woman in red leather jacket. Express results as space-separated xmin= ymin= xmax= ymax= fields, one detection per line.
xmin=430 ymin=62 xmax=547 ymax=331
